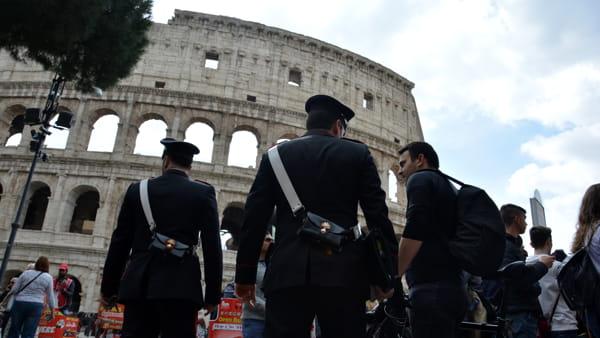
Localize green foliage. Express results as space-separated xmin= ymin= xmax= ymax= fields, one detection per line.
xmin=0 ymin=0 xmax=153 ymax=92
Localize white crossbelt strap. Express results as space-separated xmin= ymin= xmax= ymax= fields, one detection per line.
xmin=140 ymin=179 xmax=157 ymax=232
xmin=267 ymin=146 xmax=305 ymax=216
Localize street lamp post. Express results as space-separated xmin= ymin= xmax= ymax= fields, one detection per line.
xmin=0 ymin=75 xmax=73 ymax=283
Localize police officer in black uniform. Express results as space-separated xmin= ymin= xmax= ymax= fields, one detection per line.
xmin=235 ymin=95 xmax=398 ymax=338
xmin=101 ymin=138 xmax=223 ymax=338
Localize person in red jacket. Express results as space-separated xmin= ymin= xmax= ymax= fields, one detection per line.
xmin=53 ymin=263 xmax=74 ymax=314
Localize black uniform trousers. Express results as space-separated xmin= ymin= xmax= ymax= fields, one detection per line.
xmin=265 ymin=285 xmax=366 ymax=338
xmin=121 ymin=299 xmax=197 ymax=338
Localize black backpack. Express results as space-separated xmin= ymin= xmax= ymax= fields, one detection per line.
xmin=437 ymin=171 xmax=506 ymax=277
xmin=557 ymin=226 xmax=600 ymax=313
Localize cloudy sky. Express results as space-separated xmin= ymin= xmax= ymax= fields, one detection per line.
xmin=149 ymin=0 xmax=600 ymax=253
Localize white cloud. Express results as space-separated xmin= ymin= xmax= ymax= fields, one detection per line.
xmin=507 ymin=124 xmax=600 ymax=252
xmin=149 ymin=0 xmax=600 ymax=252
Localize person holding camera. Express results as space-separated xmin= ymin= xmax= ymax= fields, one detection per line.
xmin=100 ymin=138 xmax=223 ymax=338
xmin=235 ymin=94 xmax=398 ymax=338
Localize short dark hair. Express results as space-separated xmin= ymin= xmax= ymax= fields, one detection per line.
xmin=306 ymin=110 xmax=340 ymax=130
xmin=530 ymin=226 xmax=552 ymax=249
xmin=164 ymin=152 xmax=193 ymax=168
xmin=398 ymin=142 xmax=439 ymax=169
xmin=35 ymin=256 xmax=49 ymax=273
xmin=500 ymin=204 xmax=526 ymax=226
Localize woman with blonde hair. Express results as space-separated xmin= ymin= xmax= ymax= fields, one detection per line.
xmin=7 ymin=256 xmax=56 ymax=338
xmin=572 ymin=183 xmax=600 ymax=337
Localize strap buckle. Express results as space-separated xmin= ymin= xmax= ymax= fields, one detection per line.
xmin=292 ymin=205 xmax=306 ymax=218
xmin=351 ymin=224 xmax=363 ymax=240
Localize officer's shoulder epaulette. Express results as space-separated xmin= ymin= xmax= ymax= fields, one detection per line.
xmin=193 ymin=179 xmax=213 ymax=188
xmin=342 ymin=137 xmax=365 ymax=145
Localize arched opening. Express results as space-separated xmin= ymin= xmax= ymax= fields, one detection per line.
xmin=69 ymin=190 xmax=100 ymax=234
xmin=45 ymin=109 xmax=72 ymax=149
xmin=1 ymin=269 xmax=23 ymax=289
xmin=227 ymin=130 xmax=258 ymax=168
xmin=5 ymin=115 xmax=24 ymax=147
xmin=5 ymin=133 xmax=21 ymax=147
xmin=221 ymin=202 xmax=245 ymax=251
xmin=388 ymin=170 xmax=398 ymax=202
xmin=2 ymin=105 xmax=26 ymax=145
xmin=88 ymin=114 xmax=120 ymax=152
xmin=184 ymin=122 xmax=214 ymax=163
xmin=133 ymin=118 xmax=168 ymax=156
xmin=0 ymin=182 xmax=3 ymax=204
xmin=23 ymin=184 xmax=51 ymax=230
xmin=66 ymin=275 xmax=82 ymax=313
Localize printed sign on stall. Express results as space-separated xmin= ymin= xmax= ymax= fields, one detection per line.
xmin=97 ymin=303 xmax=125 ymax=330
xmin=208 ymin=298 xmax=242 ymax=338
xmin=38 ymin=309 xmax=79 ymax=338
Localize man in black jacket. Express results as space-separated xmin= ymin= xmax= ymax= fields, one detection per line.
xmin=101 ymin=138 xmax=223 ymax=338
xmin=496 ymin=204 xmax=554 ymax=338
xmin=397 ymin=142 xmax=467 ymax=338
xmin=235 ymin=95 xmax=398 ymax=338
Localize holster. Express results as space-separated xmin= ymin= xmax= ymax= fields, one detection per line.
xmin=149 ymin=232 xmax=195 ymax=258
xmin=297 ymin=212 xmax=350 ymax=252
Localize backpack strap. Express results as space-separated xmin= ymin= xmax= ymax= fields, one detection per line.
xmin=548 ymin=292 xmax=561 ymax=325
xmin=436 ymin=171 xmax=466 ymax=187
xmin=139 ymin=179 xmax=157 ymax=232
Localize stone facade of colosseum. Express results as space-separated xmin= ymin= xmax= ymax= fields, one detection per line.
xmin=0 ymin=10 xmax=423 ymax=312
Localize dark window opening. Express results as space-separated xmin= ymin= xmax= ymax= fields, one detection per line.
xmin=205 ymin=52 xmax=219 ymax=69
xmin=288 ymin=69 xmax=301 ymax=86
xmin=23 ymin=186 xmax=51 ymax=230
xmin=154 ymin=81 xmax=166 ymax=89
xmin=246 ymin=95 xmax=257 ymax=102
xmin=363 ymin=93 xmax=374 ymax=110
xmin=69 ymin=191 xmax=100 ymax=234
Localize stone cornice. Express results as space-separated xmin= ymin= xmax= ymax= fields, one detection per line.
xmin=167 ymin=10 xmax=415 ymax=91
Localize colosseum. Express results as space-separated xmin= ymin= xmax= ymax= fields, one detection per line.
xmin=0 ymin=10 xmax=423 ymax=312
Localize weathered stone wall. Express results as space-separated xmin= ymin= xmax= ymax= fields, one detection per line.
xmin=0 ymin=10 xmax=423 ymax=312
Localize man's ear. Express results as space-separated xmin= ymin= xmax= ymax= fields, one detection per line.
xmin=416 ymin=153 xmax=427 ymax=168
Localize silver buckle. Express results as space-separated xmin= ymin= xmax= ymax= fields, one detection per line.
xmin=352 ymin=224 xmax=362 ymax=241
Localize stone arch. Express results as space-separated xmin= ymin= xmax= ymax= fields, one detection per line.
xmin=184 ymin=121 xmax=215 ymax=163
xmin=133 ymin=114 xmax=169 ymax=156
xmin=274 ymin=132 xmax=299 ymax=145
xmin=1 ymin=269 xmax=22 ymax=288
xmin=233 ymin=125 xmax=262 ymax=145
xmin=66 ymin=185 xmax=100 ymax=234
xmin=2 ymin=104 xmax=26 ymax=146
xmin=87 ymin=113 xmax=120 ymax=152
xmin=67 ymin=274 xmax=83 ymax=313
xmin=227 ymin=129 xmax=259 ymax=168
xmin=45 ymin=105 xmax=73 ymax=150
xmin=221 ymin=202 xmax=245 ymax=251
xmin=22 ymin=182 xmax=52 ymax=230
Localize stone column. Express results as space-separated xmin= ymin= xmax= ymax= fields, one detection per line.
xmin=65 ymin=99 xmax=87 ymax=154
xmin=212 ymin=133 xmax=231 ymax=166
xmin=170 ymin=106 xmax=183 ymax=140
xmin=93 ymin=176 xmax=116 ymax=246
xmin=112 ymin=98 xmax=135 ymax=159
xmin=255 ymin=141 xmax=269 ymax=168
xmin=42 ymin=173 xmax=68 ymax=232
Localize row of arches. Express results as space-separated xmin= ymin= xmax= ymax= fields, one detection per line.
xmin=18 ymin=182 xmax=99 ymax=234
xmin=0 ymin=180 xmax=250 ymax=237
xmin=3 ymin=109 xmax=297 ymax=169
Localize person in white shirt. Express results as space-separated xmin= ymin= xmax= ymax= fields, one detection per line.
xmin=7 ymin=256 xmax=56 ymax=338
xmin=527 ymin=226 xmax=577 ymax=338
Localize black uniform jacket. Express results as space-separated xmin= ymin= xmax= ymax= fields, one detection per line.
xmin=235 ymin=130 xmax=398 ymax=297
xmin=101 ymin=169 xmax=223 ymax=307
